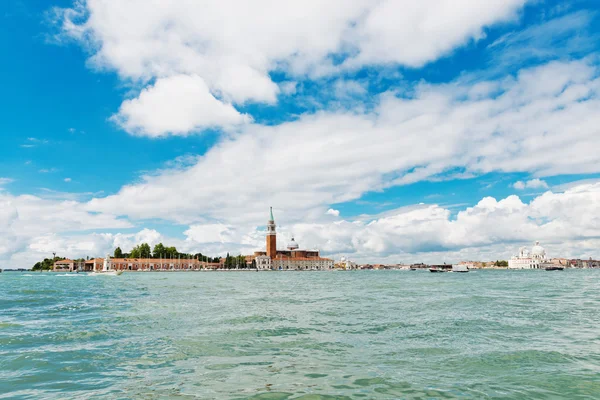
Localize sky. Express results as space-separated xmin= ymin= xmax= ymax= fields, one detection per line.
xmin=2 ymin=0 xmax=600 ymax=268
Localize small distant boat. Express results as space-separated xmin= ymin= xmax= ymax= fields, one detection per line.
xmin=429 ymin=268 xmax=447 ymax=273
xmin=545 ymin=266 xmax=564 ymax=271
xmin=452 ymin=265 xmax=470 ymax=273
xmin=90 ymin=270 xmax=123 ymax=276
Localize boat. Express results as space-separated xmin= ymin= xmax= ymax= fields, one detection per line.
xmin=452 ymin=265 xmax=469 ymax=273
xmin=545 ymin=266 xmax=564 ymax=271
xmin=90 ymin=270 xmax=123 ymax=276
xmin=429 ymin=267 xmax=447 ymax=273
xmin=429 ymin=264 xmax=452 ymax=273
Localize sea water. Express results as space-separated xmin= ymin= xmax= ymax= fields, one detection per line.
xmin=1 ymin=270 xmax=599 ymax=399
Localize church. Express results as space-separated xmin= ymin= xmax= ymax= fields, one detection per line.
xmin=254 ymin=207 xmax=334 ymax=271
xmin=508 ymin=241 xmax=553 ymax=269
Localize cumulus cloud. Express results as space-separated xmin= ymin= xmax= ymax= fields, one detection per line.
xmin=113 ymin=75 xmax=249 ymax=137
xmin=0 ymin=192 xmax=132 ymax=267
xmin=326 ymin=209 xmax=341 ymax=217
xmin=3 ymin=182 xmax=600 ymax=268
xmin=54 ymin=0 xmax=528 ymax=136
xmin=513 ymin=178 xmax=549 ymax=190
xmin=84 ymin=59 xmax=600 ymax=227
xmin=262 ymin=182 xmax=600 ymax=261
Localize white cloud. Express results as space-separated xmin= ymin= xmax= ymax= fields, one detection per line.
xmin=488 ymin=11 xmax=597 ymax=69
xmin=0 ymin=178 xmax=13 ymax=186
xmin=326 ymin=208 xmax=340 ymax=217
xmin=54 ymin=0 xmax=528 ymax=136
xmin=0 ymin=192 xmax=132 ymax=267
xmin=265 ymin=182 xmax=600 ymax=262
xmin=112 ymin=74 xmax=249 ymax=137
xmin=513 ymin=178 xmax=548 ymax=190
xmin=280 ymin=81 xmax=298 ymax=96
xmin=184 ymin=224 xmax=237 ymax=244
xmin=64 ymin=178 xmax=72 ymax=182
xmin=85 ymin=59 xmax=600 ymax=227
xmin=3 ymin=182 xmax=600 ymax=268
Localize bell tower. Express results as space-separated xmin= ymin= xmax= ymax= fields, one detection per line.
xmin=266 ymin=207 xmax=277 ymax=259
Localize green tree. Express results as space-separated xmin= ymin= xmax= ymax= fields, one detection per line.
xmin=114 ymin=247 xmax=123 ymax=258
xmin=153 ymin=243 xmax=166 ymax=259
xmin=139 ymin=243 xmax=151 ymax=258
xmin=32 ymin=256 xmax=64 ymax=271
xmin=165 ymin=246 xmax=178 ymax=259
xmin=130 ymin=245 xmax=140 ymax=258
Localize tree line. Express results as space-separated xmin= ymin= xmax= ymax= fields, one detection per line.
xmin=223 ymin=253 xmax=255 ymax=269
xmin=32 ymin=256 xmax=89 ymax=271
xmin=113 ymin=243 xmax=220 ymax=263
xmin=32 ymin=256 xmax=65 ymax=271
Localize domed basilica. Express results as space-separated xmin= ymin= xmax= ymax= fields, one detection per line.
xmin=509 ymin=241 xmax=552 ymax=269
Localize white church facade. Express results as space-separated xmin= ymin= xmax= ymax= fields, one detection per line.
xmin=509 ymin=241 xmax=553 ymax=269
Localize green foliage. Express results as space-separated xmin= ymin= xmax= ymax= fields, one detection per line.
xmin=113 ymin=243 xmax=219 ymax=263
xmin=139 ymin=243 xmax=151 ymax=258
xmin=153 ymin=243 xmax=165 ymax=258
xmin=129 ymin=245 xmax=140 ymax=258
xmin=32 ymin=256 xmax=64 ymax=271
xmin=494 ymin=260 xmax=509 ymax=267
xmin=224 ymin=254 xmax=247 ymax=269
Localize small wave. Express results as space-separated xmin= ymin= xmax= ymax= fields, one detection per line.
xmin=55 ymin=274 xmax=82 ymax=277
xmin=23 ymin=274 xmax=34 ymax=277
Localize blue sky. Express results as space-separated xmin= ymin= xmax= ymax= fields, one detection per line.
xmin=2 ymin=0 xmax=600 ymax=267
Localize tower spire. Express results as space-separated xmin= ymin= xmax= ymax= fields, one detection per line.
xmin=267 ymin=206 xmax=277 ymax=259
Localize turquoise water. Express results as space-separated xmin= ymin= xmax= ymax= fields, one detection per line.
xmin=1 ymin=270 xmax=599 ymax=399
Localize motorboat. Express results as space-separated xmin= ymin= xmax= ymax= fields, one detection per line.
xmin=90 ymin=270 xmax=123 ymax=276
xmin=429 ymin=264 xmax=452 ymax=273
xmin=452 ymin=265 xmax=470 ymax=273
xmin=429 ymin=267 xmax=448 ymax=273
xmin=545 ymin=266 xmax=564 ymax=271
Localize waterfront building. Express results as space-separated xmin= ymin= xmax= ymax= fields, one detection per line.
xmin=336 ymin=256 xmax=357 ymax=270
xmin=84 ymin=258 xmax=104 ymax=272
xmin=53 ymin=259 xmax=76 ymax=272
xmin=569 ymin=258 xmax=600 ymax=268
xmin=254 ymin=207 xmax=334 ymax=271
xmin=508 ymin=241 xmax=553 ymax=269
xmin=101 ymin=256 xmax=220 ymax=271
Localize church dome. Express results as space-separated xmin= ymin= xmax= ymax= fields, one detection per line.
xmin=287 ymin=237 xmax=299 ymax=250
xmin=531 ymin=241 xmax=546 ymax=257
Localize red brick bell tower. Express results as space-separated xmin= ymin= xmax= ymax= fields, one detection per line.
xmin=266 ymin=207 xmax=277 ymax=259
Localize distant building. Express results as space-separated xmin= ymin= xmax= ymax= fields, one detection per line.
xmin=509 ymin=241 xmax=553 ymax=269
xmin=53 ymin=259 xmax=76 ymax=272
xmin=336 ymin=256 xmax=357 ymax=270
xmin=84 ymin=258 xmax=104 ymax=272
xmin=254 ymin=207 xmax=334 ymax=271
xmin=569 ymin=258 xmax=600 ymax=269
xmin=102 ymin=256 xmax=220 ymax=271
